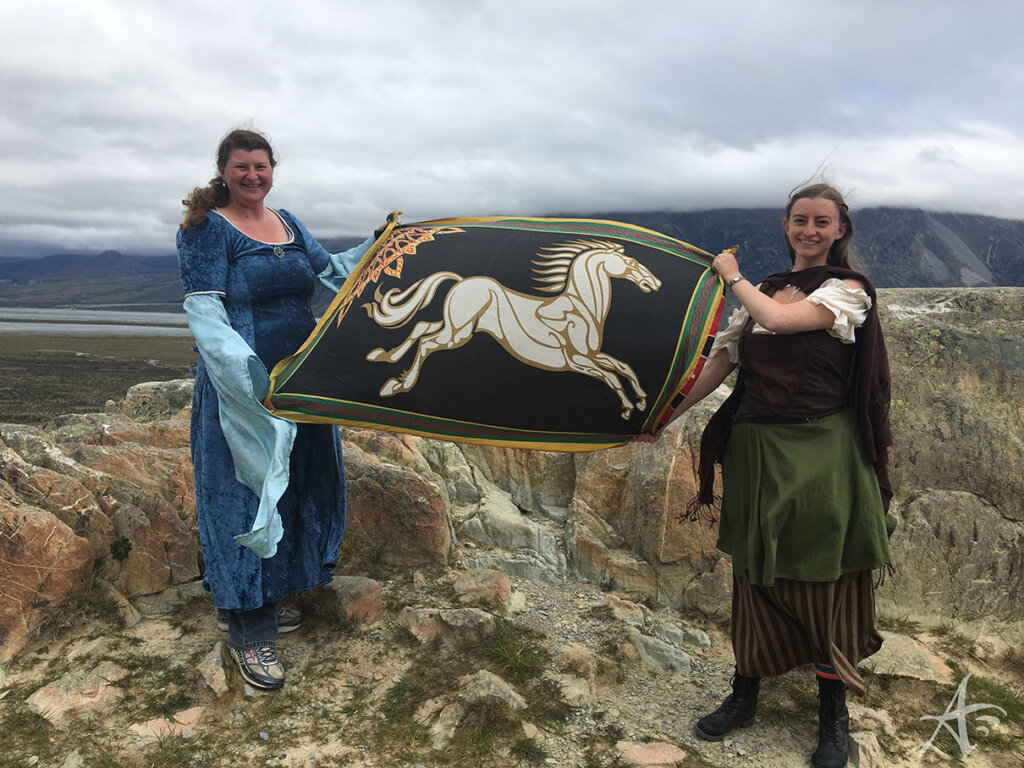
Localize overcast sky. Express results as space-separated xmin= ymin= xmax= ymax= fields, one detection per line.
xmin=2 ymin=0 xmax=1022 ymax=256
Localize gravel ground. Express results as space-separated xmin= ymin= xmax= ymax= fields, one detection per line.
xmin=3 ymin=546 xmax=1021 ymax=767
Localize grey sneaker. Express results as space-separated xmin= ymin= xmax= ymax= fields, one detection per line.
xmin=231 ymin=645 xmax=285 ymax=689
xmin=217 ymin=607 xmax=303 ymax=634
xmin=276 ymin=607 xmax=303 ymax=634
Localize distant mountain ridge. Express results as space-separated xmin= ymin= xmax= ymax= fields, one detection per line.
xmin=0 ymin=250 xmax=184 ymax=306
xmin=579 ymin=208 xmax=1024 ymax=288
xmin=2 ymin=208 xmax=1022 ymax=306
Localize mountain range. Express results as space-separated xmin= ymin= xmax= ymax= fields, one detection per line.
xmin=2 ymin=207 xmax=1021 ymax=307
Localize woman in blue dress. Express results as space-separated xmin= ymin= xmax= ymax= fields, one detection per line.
xmin=177 ymin=128 xmax=375 ymax=689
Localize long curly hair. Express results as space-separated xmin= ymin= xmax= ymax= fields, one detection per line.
xmin=784 ymin=182 xmax=861 ymax=270
xmin=180 ymin=129 xmax=277 ymax=229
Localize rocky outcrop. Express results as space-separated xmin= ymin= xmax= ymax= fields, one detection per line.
xmin=883 ymin=289 xmax=1024 ymax=520
xmin=0 ymin=503 xmax=93 ymax=663
xmin=0 ymin=415 xmax=200 ymax=610
xmin=452 ymin=288 xmax=1024 ymax=631
xmin=1 ymin=288 xmax=1022 ymax=664
xmin=553 ymin=288 xmax=1024 ymax=628
xmin=0 ymin=400 xmax=459 ymax=660
xmin=878 ymin=490 xmax=1024 ymax=623
xmin=875 ymin=289 xmax=1024 ymax=627
xmin=342 ymin=439 xmax=452 ymax=566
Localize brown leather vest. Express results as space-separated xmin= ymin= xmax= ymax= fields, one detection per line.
xmin=739 ymin=319 xmax=855 ymax=418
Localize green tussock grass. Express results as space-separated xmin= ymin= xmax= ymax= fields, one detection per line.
xmin=1002 ymin=645 xmax=1024 ymax=680
xmin=138 ymin=735 xmax=206 ymax=768
xmin=28 ymin=576 xmax=121 ymax=647
xmin=520 ymin=677 xmax=574 ymax=731
xmin=165 ymin=590 xmax=213 ymax=638
xmin=931 ymin=622 xmax=979 ymax=657
xmin=0 ymin=709 xmax=52 ymax=763
xmin=510 ymin=737 xmax=549 ymax=765
xmin=878 ymin=614 xmax=922 ymax=635
xmin=483 ymin=618 xmax=551 ymax=685
xmin=897 ymin=663 xmax=1024 ymax=763
xmin=110 ymin=653 xmax=198 ymax=721
xmin=947 ymin=664 xmax=1023 ymax=724
xmin=443 ymin=699 xmax=522 ymax=761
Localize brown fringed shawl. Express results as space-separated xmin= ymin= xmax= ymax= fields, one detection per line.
xmin=687 ymin=266 xmax=893 ymax=521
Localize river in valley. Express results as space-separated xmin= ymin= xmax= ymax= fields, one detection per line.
xmin=0 ymin=306 xmax=191 ymax=336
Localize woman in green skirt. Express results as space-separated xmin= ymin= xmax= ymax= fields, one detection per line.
xmin=645 ymin=183 xmax=893 ymax=768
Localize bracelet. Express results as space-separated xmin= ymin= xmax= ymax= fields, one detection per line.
xmin=727 ymin=275 xmax=744 ymax=288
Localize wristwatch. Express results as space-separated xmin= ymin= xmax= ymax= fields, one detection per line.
xmin=727 ymin=275 xmax=744 ymax=288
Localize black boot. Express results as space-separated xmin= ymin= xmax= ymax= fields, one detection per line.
xmin=694 ymin=671 xmax=759 ymax=741
xmin=811 ymin=677 xmax=849 ymax=768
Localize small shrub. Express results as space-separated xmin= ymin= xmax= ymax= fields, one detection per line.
xmin=109 ymin=536 xmax=132 ymax=561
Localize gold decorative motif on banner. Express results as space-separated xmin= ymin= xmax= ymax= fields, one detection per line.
xmin=334 ymin=227 xmax=464 ymax=326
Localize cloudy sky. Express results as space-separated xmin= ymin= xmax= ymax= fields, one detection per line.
xmin=2 ymin=0 xmax=1022 ymax=256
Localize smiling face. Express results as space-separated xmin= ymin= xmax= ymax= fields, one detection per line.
xmin=782 ymin=197 xmax=847 ymax=267
xmin=219 ymin=148 xmax=274 ymax=209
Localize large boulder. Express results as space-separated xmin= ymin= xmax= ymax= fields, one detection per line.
xmin=0 ymin=504 xmax=93 ymax=663
xmin=0 ymin=443 xmax=115 ymax=557
xmin=0 ymin=422 xmax=201 ymax=600
xmin=343 ymin=440 xmax=451 ymax=566
xmin=459 ymin=444 xmax=575 ymax=521
xmin=878 ymin=490 xmax=1024 ymax=622
xmin=565 ymin=499 xmax=659 ymax=597
xmin=110 ymin=379 xmax=193 ymax=421
xmin=882 ymin=288 xmax=1024 ymax=521
xmin=569 ymin=406 xmax=724 ymax=608
xmin=66 ymin=442 xmax=194 ymax=517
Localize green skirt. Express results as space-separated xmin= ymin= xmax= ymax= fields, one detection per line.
xmin=718 ymin=408 xmax=892 ymax=587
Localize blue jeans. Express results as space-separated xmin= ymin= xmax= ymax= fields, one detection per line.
xmin=219 ymin=602 xmax=278 ymax=650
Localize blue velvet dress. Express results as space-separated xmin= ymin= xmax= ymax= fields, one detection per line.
xmin=177 ymin=209 xmax=346 ymax=612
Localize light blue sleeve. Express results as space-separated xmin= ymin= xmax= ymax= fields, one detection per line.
xmin=317 ymin=234 xmax=376 ymax=293
xmin=183 ymin=293 xmax=295 ymax=559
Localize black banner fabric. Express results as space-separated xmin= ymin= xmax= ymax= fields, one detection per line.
xmin=267 ymin=215 xmax=725 ymax=451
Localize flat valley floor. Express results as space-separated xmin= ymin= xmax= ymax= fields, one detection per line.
xmin=0 ymin=334 xmax=195 ymax=425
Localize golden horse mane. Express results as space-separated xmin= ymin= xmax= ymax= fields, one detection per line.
xmin=531 ymin=239 xmax=622 ymax=294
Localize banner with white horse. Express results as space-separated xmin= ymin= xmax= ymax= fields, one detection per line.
xmin=266 ymin=214 xmax=725 ymax=451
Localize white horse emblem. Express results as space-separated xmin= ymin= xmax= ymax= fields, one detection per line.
xmin=362 ymin=239 xmax=661 ymax=419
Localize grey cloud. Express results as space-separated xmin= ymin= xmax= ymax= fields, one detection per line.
xmin=1 ymin=0 xmax=1022 ymax=255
